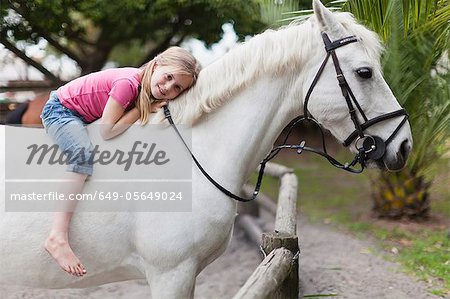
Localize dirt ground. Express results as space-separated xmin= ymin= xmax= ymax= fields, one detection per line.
xmin=295 ymin=216 xmax=446 ymax=299
xmin=1 ymin=210 xmax=446 ymax=299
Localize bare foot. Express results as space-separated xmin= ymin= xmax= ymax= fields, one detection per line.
xmin=44 ymin=232 xmax=86 ymax=277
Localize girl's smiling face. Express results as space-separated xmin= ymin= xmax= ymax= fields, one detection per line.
xmin=150 ymin=65 xmax=194 ymax=101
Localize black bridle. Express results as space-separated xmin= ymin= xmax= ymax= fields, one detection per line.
xmin=163 ymin=32 xmax=409 ymax=202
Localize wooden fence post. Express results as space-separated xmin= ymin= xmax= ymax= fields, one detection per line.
xmin=264 ymin=165 xmax=299 ymax=298
xmin=235 ymin=162 xmax=299 ymax=298
xmin=262 ymin=232 xmax=299 ymax=299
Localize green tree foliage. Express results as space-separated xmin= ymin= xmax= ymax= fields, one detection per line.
xmin=258 ymin=0 xmax=311 ymax=26
xmin=0 ymin=0 xmax=265 ymax=81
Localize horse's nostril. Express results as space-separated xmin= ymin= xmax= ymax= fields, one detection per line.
xmin=400 ymin=139 xmax=411 ymax=160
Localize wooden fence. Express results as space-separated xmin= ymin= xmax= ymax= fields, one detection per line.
xmin=234 ymin=162 xmax=299 ymax=299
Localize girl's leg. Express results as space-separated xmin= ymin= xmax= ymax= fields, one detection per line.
xmin=41 ymin=95 xmax=93 ymax=276
xmin=44 ymin=171 xmax=88 ymax=277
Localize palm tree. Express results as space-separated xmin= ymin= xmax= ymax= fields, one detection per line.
xmin=257 ymin=0 xmax=305 ymax=26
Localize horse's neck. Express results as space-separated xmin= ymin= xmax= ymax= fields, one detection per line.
xmin=187 ymin=24 xmax=323 ymax=193
xmin=191 ymin=75 xmax=303 ymax=192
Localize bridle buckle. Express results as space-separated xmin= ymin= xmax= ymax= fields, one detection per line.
xmin=336 ymin=74 xmax=346 ymax=85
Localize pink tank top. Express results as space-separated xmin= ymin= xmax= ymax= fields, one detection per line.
xmin=57 ymin=67 xmax=142 ymax=122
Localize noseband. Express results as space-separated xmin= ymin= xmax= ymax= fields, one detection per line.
xmin=164 ymin=32 xmax=408 ymax=202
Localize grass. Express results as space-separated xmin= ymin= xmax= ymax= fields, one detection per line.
xmin=397 ymin=230 xmax=450 ymax=296
xmin=250 ymin=143 xmax=450 ymax=297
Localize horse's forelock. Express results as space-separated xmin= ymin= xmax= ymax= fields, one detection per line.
xmin=335 ymin=12 xmax=384 ymax=69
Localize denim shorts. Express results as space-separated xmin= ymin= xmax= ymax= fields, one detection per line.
xmin=40 ymin=91 xmax=94 ymax=176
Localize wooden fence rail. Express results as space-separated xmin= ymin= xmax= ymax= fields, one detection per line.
xmin=232 ymin=248 xmax=294 ymax=299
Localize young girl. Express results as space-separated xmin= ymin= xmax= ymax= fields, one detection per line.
xmin=40 ymin=47 xmax=201 ymax=277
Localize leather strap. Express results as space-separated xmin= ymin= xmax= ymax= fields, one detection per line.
xmin=324 ymin=35 xmax=358 ymax=52
xmin=163 ymin=106 xmax=271 ymax=202
xmin=343 ymin=109 xmax=408 ymax=146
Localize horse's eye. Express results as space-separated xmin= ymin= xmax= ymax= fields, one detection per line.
xmin=356 ymin=67 xmax=372 ymax=79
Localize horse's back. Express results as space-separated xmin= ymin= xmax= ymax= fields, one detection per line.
xmin=1 ymin=125 xmax=6 ymax=213
xmin=0 ymin=208 xmax=139 ymax=287
xmin=0 ymin=125 xmax=142 ymax=287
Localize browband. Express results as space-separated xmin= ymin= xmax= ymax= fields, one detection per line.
xmin=323 ymin=34 xmax=358 ymax=51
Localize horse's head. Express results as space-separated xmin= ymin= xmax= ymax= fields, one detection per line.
xmin=305 ymin=0 xmax=412 ymax=171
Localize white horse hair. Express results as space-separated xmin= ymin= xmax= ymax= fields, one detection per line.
xmin=0 ymin=1 xmax=412 ymax=298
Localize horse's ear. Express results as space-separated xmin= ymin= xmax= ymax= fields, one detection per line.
xmin=312 ymin=0 xmax=345 ymax=39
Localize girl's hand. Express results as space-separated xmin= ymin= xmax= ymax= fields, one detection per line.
xmin=151 ymin=100 xmax=169 ymax=113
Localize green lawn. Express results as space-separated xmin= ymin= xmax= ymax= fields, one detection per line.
xmin=250 ymin=146 xmax=449 ymax=296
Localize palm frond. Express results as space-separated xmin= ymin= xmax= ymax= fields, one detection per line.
xmin=257 ymin=0 xmax=302 ymax=26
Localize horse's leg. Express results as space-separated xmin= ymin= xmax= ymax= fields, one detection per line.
xmin=146 ymin=260 xmax=197 ymax=299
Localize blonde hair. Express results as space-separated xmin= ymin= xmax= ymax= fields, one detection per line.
xmin=136 ymin=46 xmax=201 ymax=125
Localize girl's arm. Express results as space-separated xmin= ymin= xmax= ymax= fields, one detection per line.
xmin=99 ymin=97 xmax=140 ymax=140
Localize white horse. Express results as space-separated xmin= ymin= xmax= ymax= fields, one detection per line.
xmin=0 ymin=0 xmax=412 ymax=297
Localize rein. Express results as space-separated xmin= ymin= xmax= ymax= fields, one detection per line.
xmin=163 ymin=32 xmax=408 ymax=202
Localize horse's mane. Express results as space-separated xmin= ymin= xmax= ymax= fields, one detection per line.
xmin=152 ymin=12 xmax=383 ymax=125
